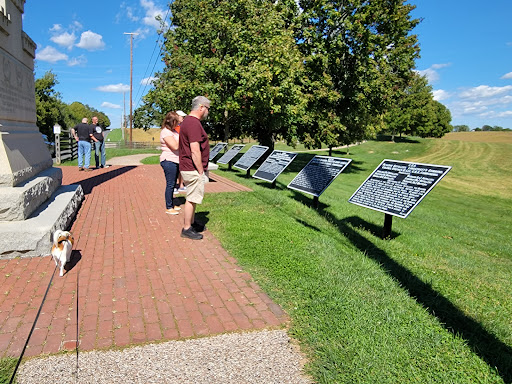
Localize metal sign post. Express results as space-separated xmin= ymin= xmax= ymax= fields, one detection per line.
xmin=54 ymin=124 xmax=61 ymax=164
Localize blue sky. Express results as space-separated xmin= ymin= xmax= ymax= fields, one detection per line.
xmin=21 ymin=1 xmax=512 ymax=130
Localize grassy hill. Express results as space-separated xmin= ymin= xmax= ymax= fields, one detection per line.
xmin=202 ymin=134 xmax=512 ymax=383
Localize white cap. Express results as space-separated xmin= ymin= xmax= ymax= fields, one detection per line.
xmin=176 ymin=110 xmax=187 ymax=117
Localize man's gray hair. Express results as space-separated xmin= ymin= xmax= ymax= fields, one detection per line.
xmin=82 ymin=117 xmax=88 ymax=123
xmin=191 ymin=96 xmax=211 ymax=111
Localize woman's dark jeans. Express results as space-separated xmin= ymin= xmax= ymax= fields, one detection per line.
xmin=160 ymin=160 xmax=179 ymax=209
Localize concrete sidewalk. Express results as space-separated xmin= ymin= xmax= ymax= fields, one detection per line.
xmin=0 ymin=164 xmax=288 ymax=359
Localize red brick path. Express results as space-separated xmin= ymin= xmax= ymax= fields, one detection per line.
xmin=0 ymin=165 xmax=287 ymax=358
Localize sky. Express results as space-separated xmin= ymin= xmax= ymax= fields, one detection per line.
xmin=20 ymin=0 xmax=512 ymax=130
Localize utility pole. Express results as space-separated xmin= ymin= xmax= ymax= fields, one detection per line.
xmin=122 ymin=91 xmax=126 ymax=143
xmin=124 ymin=32 xmax=138 ymax=145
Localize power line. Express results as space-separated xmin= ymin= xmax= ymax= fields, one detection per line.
xmin=133 ymin=4 xmax=172 ymax=111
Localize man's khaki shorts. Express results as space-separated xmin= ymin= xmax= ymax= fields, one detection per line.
xmin=180 ymin=170 xmax=206 ymax=204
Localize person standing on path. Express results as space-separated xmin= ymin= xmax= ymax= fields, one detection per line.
xmin=72 ymin=117 xmax=98 ymax=171
xmin=174 ymin=110 xmax=188 ymax=193
xmin=92 ymin=116 xmax=106 ymax=169
xmin=160 ymin=111 xmax=182 ymax=215
xmin=178 ymin=96 xmax=210 ymax=240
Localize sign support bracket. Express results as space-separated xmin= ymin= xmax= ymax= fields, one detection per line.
xmin=383 ymin=213 xmax=393 ymax=239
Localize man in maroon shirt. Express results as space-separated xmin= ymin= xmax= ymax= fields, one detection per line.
xmin=178 ymin=96 xmax=211 ymax=240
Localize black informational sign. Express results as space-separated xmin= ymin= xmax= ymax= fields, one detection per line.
xmin=209 ymin=142 xmax=228 ymax=161
xmin=234 ymin=145 xmax=269 ymax=171
xmin=349 ymin=159 xmax=451 ymax=218
xmin=288 ymin=156 xmax=352 ymax=197
xmin=253 ymin=150 xmax=297 ymax=183
xmin=217 ymin=144 xmax=246 ymax=164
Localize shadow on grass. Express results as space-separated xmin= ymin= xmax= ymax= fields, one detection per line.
xmin=195 ymin=210 xmax=210 ymax=227
xmin=376 ymin=134 xmax=421 ymax=143
xmin=325 ymin=213 xmax=512 ymax=382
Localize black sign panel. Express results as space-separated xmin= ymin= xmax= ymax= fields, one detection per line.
xmin=233 ymin=145 xmax=269 ymax=171
xmin=217 ymin=144 xmax=246 ymax=164
xmin=287 ymin=156 xmax=352 ymax=197
xmin=253 ymin=150 xmax=297 ymax=183
xmin=209 ymin=142 xmax=228 ymax=161
xmin=348 ymin=159 xmax=451 ymax=218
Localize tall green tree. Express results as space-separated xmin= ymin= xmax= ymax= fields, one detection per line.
xmin=35 ymin=71 xmax=67 ymax=137
xmin=384 ymin=73 xmax=452 ymax=139
xmin=68 ymin=101 xmax=111 ymax=128
xmin=297 ymin=0 xmax=421 ymax=147
xmin=136 ymin=0 xmax=306 ymax=150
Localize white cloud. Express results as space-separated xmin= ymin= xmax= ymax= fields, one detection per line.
xmin=458 ymin=85 xmax=512 ymax=99
xmin=50 ymin=24 xmax=62 ymax=32
xmin=50 ymin=31 xmax=76 ymax=50
xmin=416 ymin=63 xmax=451 ymax=84
xmin=101 ymin=102 xmax=122 ymax=109
xmin=433 ymin=89 xmax=450 ymax=101
xmin=501 ymin=72 xmax=512 ymax=80
xmin=431 ymin=63 xmax=450 ymax=70
xmin=133 ymin=27 xmax=151 ymax=41
xmin=76 ymin=31 xmax=106 ymax=51
xmin=118 ymin=3 xmax=139 ymax=23
xmin=140 ymin=76 xmax=157 ymax=85
xmin=36 ymin=46 xmax=68 ymax=63
xmin=140 ymin=0 xmax=166 ymax=29
xmin=96 ymin=83 xmax=131 ymax=93
xmin=67 ymin=55 xmax=87 ymax=67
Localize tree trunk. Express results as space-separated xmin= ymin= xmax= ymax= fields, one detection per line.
xmin=223 ymin=109 xmax=229 ymax=142
xmin=256 ymin=122 xmax=275 ymax=155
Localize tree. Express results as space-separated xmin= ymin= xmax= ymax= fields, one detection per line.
xmin=453 ymin=125 xmax=470 ymax=132
xmin=297 ymin=0 xmax=421 ymax=147
xmin=68 ymin=102 xmax=111 ymax=128
xmin=35 ymin=72 xmax=111 ymax=139
xmin=35 ymin=71 xmax=67 ymax=137
xmin=383 ymin=72 xmax=433 ymax=139
xmin=136 ymin=0 xmax=306 ymax=150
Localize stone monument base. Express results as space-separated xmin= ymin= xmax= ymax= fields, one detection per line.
xmin=0 ymin=184 xmax=84 ymax=259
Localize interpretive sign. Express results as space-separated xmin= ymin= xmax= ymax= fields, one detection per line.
xmin=253 ymin=150 xmax=297 ymax=183
xmin=348 ymin=159 xmax=451 ymax=218
xmin=234 ymin=145 xmax=269 ymax=171
xmin=288 ymin=156 xmax=352 ymax=197
xmin=209 ymin=142 xmax=227 ymax=161
xmin=217 ymin=144 xmax=245 ymax=164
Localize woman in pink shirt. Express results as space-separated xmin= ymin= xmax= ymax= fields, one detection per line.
xmin=160 ymin=111 xmax=181 ymax=215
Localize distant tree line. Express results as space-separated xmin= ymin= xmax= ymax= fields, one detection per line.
xmin=35 ymin=70 xmax=110 ymax=139
xmin=134 ymin=0 xmax=452 ymax=150
xmin=453 ymin=125 xmax=511 ymax=132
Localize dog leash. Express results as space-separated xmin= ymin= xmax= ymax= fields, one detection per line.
xmin=9 ymin=262 xmax=58 ymax=384
xmin=74 ymin=271 xmax=80 ymax=382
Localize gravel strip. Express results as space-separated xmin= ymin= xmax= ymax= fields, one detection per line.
xmin=17 ymin=330 xmax=312 ymax=384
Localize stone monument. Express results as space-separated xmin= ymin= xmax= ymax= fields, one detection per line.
xmin=0 ymin=0 xmax=83 ymax=258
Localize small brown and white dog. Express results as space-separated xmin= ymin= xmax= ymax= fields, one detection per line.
xmin=51 ymin=230 xmax=74 ymax=276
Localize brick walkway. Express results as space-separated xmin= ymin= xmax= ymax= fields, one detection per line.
xmin=0 ymin=165 xmax=287 ymax=358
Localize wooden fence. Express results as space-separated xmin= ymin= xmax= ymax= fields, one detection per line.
xmin=54 ymin=129 xmax=77 ymax=164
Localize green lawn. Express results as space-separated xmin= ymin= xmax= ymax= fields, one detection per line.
xmin=200 ymin=137 xmax=511 ymax=383
xmin=24 ymin=136 xmax=511 ymax=383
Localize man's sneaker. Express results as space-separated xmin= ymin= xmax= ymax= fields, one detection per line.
xmin=192 ymin=221 xmax=206 ymax=232
xmin=178 ymin=187 xmax=187 ymax=193
xmin=165 ymin=208 xmax=180 ymax=215
xmin=181 ymin=227 xmax=203 ymax=240
xmin=79 ymin=167 xmax=84 ymax=171
xmin=173 ymin=188 xmax=179 ymax=195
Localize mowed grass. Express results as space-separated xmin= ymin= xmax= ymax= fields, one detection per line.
xmin=409 ymin=135 xmax=512 ymax=198
xmin=199 ymin=135 xmax=512 ymax=383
